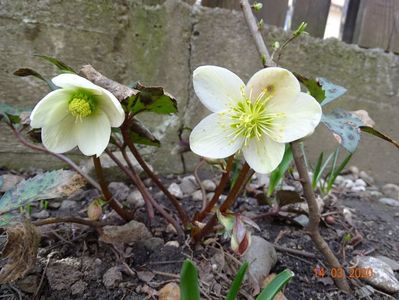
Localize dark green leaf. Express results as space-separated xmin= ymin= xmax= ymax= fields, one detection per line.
xmin=129 ymin=119 xmax=161 ymax=147
xmin=256 ymin=269 xmax=294 ymax=300
xmin=318 ymin=77 xmax=347 ymax=106
xmin=226 ymin=261 xmax=249 ymax=300
xmin=180 ymin=259 xmax=200 ymax=300
xmin=0 ymin=103 xmax=27 ymax=124
xmin=360 ymin=126 xmax=399 ymax=150
xmin=295 ymin=73 xmax=325 ymax=103
xmin=268 ymin=145 xmax=293 ymax=196
xmin=14 ymin=68 xmax=58 ymax=90
xmin=124 ymin=84 xmax=177 ymax=115
xmin=321 ymin=109 xmax=363 ymax=153
xmin=35 ymin=55 xmax=76 ymax=73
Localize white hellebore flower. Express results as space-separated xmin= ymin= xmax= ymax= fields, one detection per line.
xmin=190 ymin=66 xmax=322 ymax=174
xmin=30 ymin=74 xmax=125 ymax=157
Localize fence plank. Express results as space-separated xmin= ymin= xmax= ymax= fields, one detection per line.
xmin=357 ymin=0 xmax=396 ymax=52
xmin=291 ymin=0 xmax=331 ymax=38
xmin=342 ymin=0 xmax=361 ymax=43
xmin=255 ymin=0 xmax=288 ymax=27
xmin=201 ymin=0 xmax=241 ymax=10
xmin=388 ymin=0 xmax=399 ymax=53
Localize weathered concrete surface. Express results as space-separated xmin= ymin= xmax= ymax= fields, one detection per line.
xmin=0 ymin=1 xmax=398 ymax=183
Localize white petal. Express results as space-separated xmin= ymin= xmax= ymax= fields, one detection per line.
xmin=41 ymin=115 xmax=77 ymax=153
xmin=245 ymin=67 xmax=300 ymax=103
xmin=96 ymin=87 xmax=125 ymax=127
xmin=52 ymin=73 xmax=102 ymax=95
xmin=76 ymin=111 xmax=111 ymax=157
xmin=30 ymin=89 xmax=70 ymax=128
xmin=267 ymin=92 xmax=322 ymax=143
xmin=193 ymin=66 xmax=245 ymax=112
xmin=189 ymin=112 xmax=244 ymax=159
xmin=243 ymin=135 xmax=285 ymax=174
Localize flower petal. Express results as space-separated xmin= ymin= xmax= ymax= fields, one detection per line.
xmin=52 ymin=73 xmax=102 ymax=95
xmin=243 ymin=136 xmax=285 ymax=174
xmin=96 ymin=88 xmax=125 ymax=127
xmin=267 ymin=92 xmax=322 ymax=143
xmin=41 ymin=115 xmax=77 ymax=153
xmin=76 ymin=111 xmax=111 ymax=157
xmin=30 ymin=89 xmax=70 ymax=128
xmin=193 ymin=65 xmax=245 ymax=112
xmin=189 ymin=112 xmax=244 ymax=159
xmin=245 ymin=67 xmax=300 ymax=103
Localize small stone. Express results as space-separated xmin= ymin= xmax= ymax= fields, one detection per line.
xmin=359 ymin=171 xmax=374 ymax=185
xmin=243 ymin=236 xmax=277 ymax=286
xmin=395 ymin=213 xmax=399 ymax=218
xmin=60 ymin=200 xmax=78 ymax=210
xmin=354 ymin=256 xmax=399 ymax=293
xmin=103 ymin=266 xmax=123 ymax=288
xmin=127 ymin=190 xmax=145 ymax=208
xmin=334 ymin=175 xmax=345 ymax=185
xmin=293 ymin=215 xmax=309 ymax=227
xmin=71 ymin=280 xmax=87 ymax=295
xmin=0 ymin=174 xmax=24 ymax=192
xmin=158 ymin=282 xmax=180 ymax=300
xmin=368 ymin=190 xmax=383 ymax=199
xmin=375 ymin=256 xmax=399 ymax=271
xmin=201 ymin=179 xmax=216 ymax=192
xmin=379 ymin=197 xmax=399 ymax=207
xmin=108 ymin=182 xmax=130 ymax=202
xmin=382 ymin=183 xmax=399 ymax=200
xmin=141 ymin=237 xmax=165 ymax=252
xmin=342 ymin=179 xmax=355 ymax=189
xmin=281 ymin=184 xmax=296 ymax=191
xmin=31 ymin=210 xmax=50 ymax=219
xmin=349 ymin=166 xmax=359 ymax=177
xmin=351 ymin=186 xmax=366 ymax=192
xmin=100 ymin=220 xmax=152 ymax=246
xmin=48 ymin=201 xmax=61 ymax=209
xmin=166 ymin=223 xmax=177 ymax=234
xmin=354 ymin=179 xmax=367 ymax=187
xmin=179 ymin=175 xmax=198 ymax=195
xmin=191 ymin=190 xmax=203 ymax=201
xmin=168 ymin=183 xmax=183 ymax=199
xmin=165 ymin=241 xmax=179 ymax=248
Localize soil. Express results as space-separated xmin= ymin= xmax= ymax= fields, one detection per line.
xmin=0 ymin=168 xmax=398 ymax=300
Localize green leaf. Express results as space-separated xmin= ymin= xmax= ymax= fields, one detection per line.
xmin=312 ymin=152 xmax=333 ymax=190
xmin=360 ymin=126 xmax=399 ymax=150
xmin=326 ymin=150 xmax=352 ymax=192
xmin=35 ymin=55 xmax=76 ymax=73
xmin=321 ymin=109 xmax=363 ymax=153
xmin=180 ymin=259 xmax=200 ymax=300
xmin=14 ymin=68 xmax=58 ymax=90
xmin=256 ymin=269 xmax=294 ymax=300
xmin=318 ymin=77 xmax=347 ymax=106
xmin=124 ymin=84 xmax=177 ymax=115
xmin=0 ymin=170 xmax=85 ymax=216
xmin=0 ymin=103 xmax=27 ymax=124
xmin=295 ymin=74 xmax=325 ymax=103
xmin=268 ymin=145 xmax=293 ymax=196
xmin=226 ymin=261 xmax=249 ymax=300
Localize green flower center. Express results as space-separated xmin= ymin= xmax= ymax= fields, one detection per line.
xmin=68 ymin=93 xmax=95 ymax=118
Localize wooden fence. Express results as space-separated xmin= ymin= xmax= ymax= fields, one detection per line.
xmin=201 ymin=0 xmax=399 ymax=54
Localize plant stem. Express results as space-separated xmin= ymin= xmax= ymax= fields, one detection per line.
xmin=239 ymin=0 xmax=350 ymax=292
xmin=92 ymin=156 xmax=134 ymax=222
xmin=194 ymin=163 xmax=252 ymax=242
xmin=105 ymin=149 xmax=184 ymax=237
xmin=33 ymin=217 xmax=103 ymax=228
xmin=121 ymin=126 xmax=190 ymax=226
xmin=194 ymin=155 xmax=235 ymax=222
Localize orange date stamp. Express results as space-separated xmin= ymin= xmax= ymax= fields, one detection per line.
xmin=313 ymin=266 xmax=374 ymax=279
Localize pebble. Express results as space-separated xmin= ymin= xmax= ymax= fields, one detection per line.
xmin=48 ymin=201 xmax=61 ymax=209
xmin=378 ymin=197 xmax=399 ymax=207
xmin=127 ymin=190 xmax=145 ymax=208
xmin=179 ymin=175 xmax=198 ymax=195
xmin=243 ymin=236 xmax=277 ymax=286
xmin=201 ymin=179 xmax=216 ymax=192
xmin=368 ymin=190 xmax=383 ymax=199
xmin=359 ymin=171 xmax=374 ymax=185
xmin=158 ymin=282 xmax=180 ymax=300
xmin=375 ymin=256 xmax=399 ymax=271
xmin=165 ymin=241 xmax=179 ymax=248
xmin=100 ymin=220 xmax=152 ymax=246
xmin=31 ymin=210 xmax=50 ymax=219
xmin=354 ymin=256 xmax=399 ymax=293
xmin=351 ymin=186 xmax=366 ymax=192
xmin=255 ymin=173 xmax=270 ymax=188
xmin=168 ymin=183 xmax=183 ymax=199
xmin=382 ymin=183 xmax=399 ymax=200
xmin=349 ymin=166 xmax=359 ymax=178
xmin=342 ymin=179 xmax=355 ymax=189
xmin=354 ymin=178 xmax=367 ymax=187
xmin=60 ymin=200 xmax=78 ymax=210
xmin=103 ymin=266 xmax=123 ymax=288
xmin=108 ymin=182 xmax=130 ymax=202
xmin=191 ymin=190 xmax=203 ymax=201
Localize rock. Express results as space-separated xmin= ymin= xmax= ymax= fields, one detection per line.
xmin=0 ymin=174 xmax=23 ymax=192
xmin=141 ymin=237 xmax=165 ymax=252
xmin=71 ymin=280 xmax=87 ymax=295
xmin=191 ymin=190 xmax=203 ymax=201
xmin=179 ymin=175 xmax=198 ymax=195
xmin=359 ymin=171 xmax=374 ymax=185
xmin=334 ymin=175 xmax=345 ymax=185
xmin=382 ymin=183 xmax=399 ymax=200
xmin=354 ymin=179 xmax=367 ymax=187
xmin=158 ymin=282 xmax=180 ymax=300
xmin=342 ymin=179 xmax=354 ymax=189
xmin=46 ymin=258 xmax=82 ymax=290
xmin=375 ymin=256 xmax=399 ymax=271
xmin=31 ymin=210 xmax=50 ymax=219
xmin=165 ymin=223 xmax=177 ymax=234
xmin=48 ymin=201 xmax=61 ymax=209
xmin=378 ymin=197 xmax=399 ymax=207
xmin=103 ymin=266 xmax=123 ymax=288
xmin=242 ymin=236 xmax=277 ymax=286
xmin=349 ymin=166 xmax=359 ymax=178
xmin=108 ymin=182 xmax=130 ymax=202
xmin=201 ymin=179 xmax=216 ymax=192
xmin=60 ymin=200 xmax=78 ymax=210
xmin=16 ymin=274 xmax=38 ymax=293
xmin=395 ymin=213 xmax=399 ymax=218
xmin=100 ymin=220 xmax=152 ymax=246
xmin=293 ymin=215 xmax=309 ymax=227
xmin=351 ymin=186 xmax=366 ymax=192
xmin=368 ymin=191 xmax=383 ymax=200
xmin=127 ymin=190 xmax=145 ymax=208
xmin=168 ymin=183 xmax=183 ymax=199
xmin=165 ymin=241 xmax=179 ymax=248
xmin=354 ymin=256 xmax=399 ymax=293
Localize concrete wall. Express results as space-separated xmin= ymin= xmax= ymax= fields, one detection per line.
xmin=0 ymin=0 xmax=398 ymax=183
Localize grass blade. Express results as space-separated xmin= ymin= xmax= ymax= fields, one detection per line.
xmin=180 ymin=259 xmax=200 ymax=300
xmin=256 ymin=269 xmax=294 ymax=300
xmin=267 ymin=145 xmax=293 ymax=196
xmin=226 ymin=261 xmax=249 ymax=300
